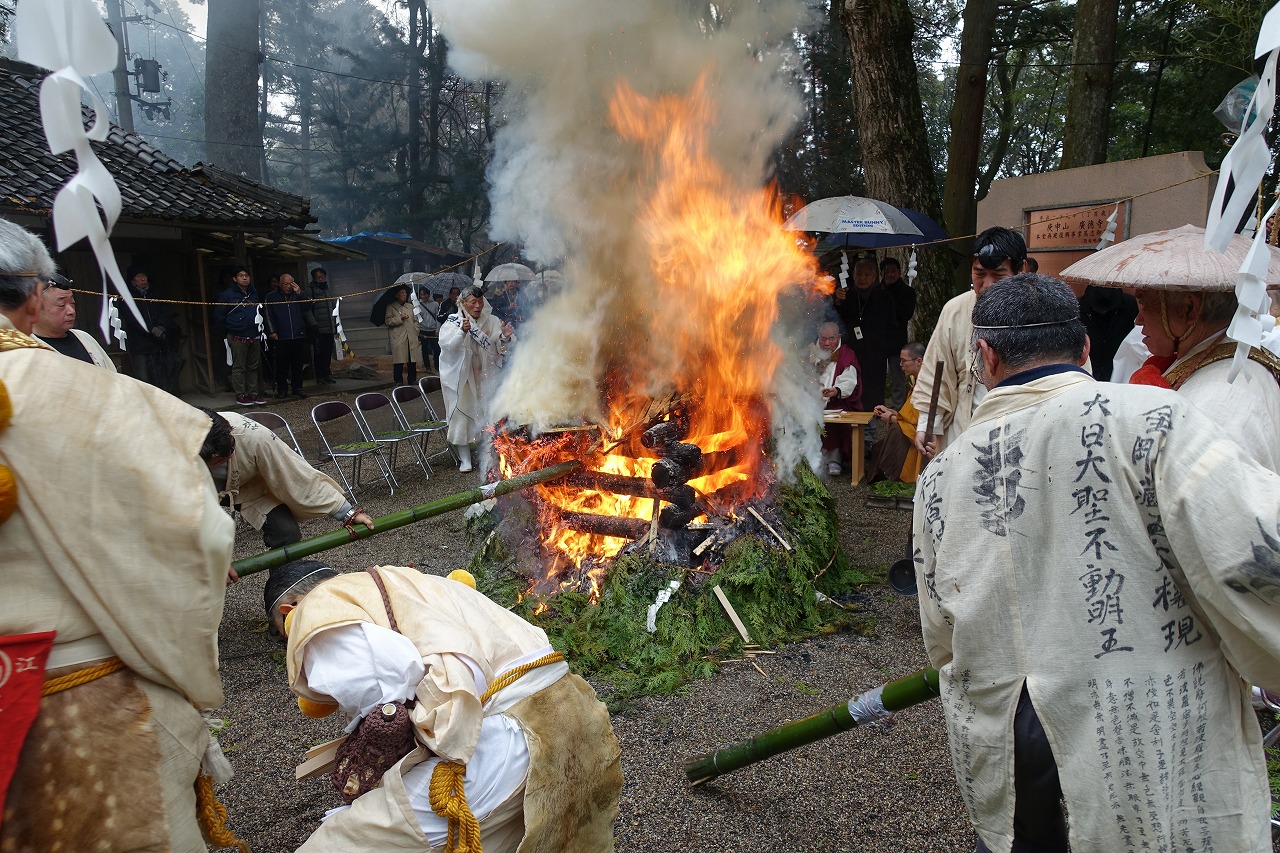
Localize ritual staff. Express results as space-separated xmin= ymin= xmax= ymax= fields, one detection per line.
xmin=267 ymin=560 xmax=623 ymax=851
xmin=866 ymin=341 xmax=925 ymax=484
xmin=200 ymin=409 xmax=373 ymax=550
xmin=914 ymin=273 xmax=1280 ymax=853
xmin=438 ymin=286 xmax=514 ymax=474
xmin=811 ymin=320 xmax=862 ymax=476
xmin=1062 ymin=224 xmax=1280 ymax=473
xmin=31 ymin=273 xmax=116 ymax=371
xmin=910 ymin=227 xmax=1028 ymax=454
xmin=0 ymin=218 xmax=240 ymax=851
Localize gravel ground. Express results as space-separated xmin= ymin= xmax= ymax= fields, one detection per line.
xmin=209 ymin=391 xmax=975 ymax=851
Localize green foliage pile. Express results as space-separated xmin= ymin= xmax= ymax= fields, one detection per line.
xmin=466 ymin=466 xmax=877 ymax=708
xmin=868 ymin=480 xmax=916 ymax=499
xmin=1267 ymin=725 xmax=1279 ymax=820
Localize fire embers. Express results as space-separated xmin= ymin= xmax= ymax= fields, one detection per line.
xmin=642 ymin=414 xmax=704 ymax=530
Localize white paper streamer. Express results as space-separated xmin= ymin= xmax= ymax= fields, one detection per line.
xmin=906 ymin=248 xmax=918 ymax=288
xmin=224 ymin=338 xmax=234 ymax=367
xmin=473 ymin=259 xmax=483 ymax=291
xmin=332 ymin=297 xmax=349 ymax=361
xmin=1207 ymin=4 xmax=1280 ymax=377
xmin=838 ymin=252 xmax=849 ymax=290
xmin=1205 ymin=5 xmax=1280 ymax=253
xmin=646 ymin=580 xmax=681 ymax=633
xmin=1095 ymin=204 xmax=1119 ymax=251
xmin=16 ymin=0 xmax=146 ymax=340
xmin=254 ymin=303 xmax=266 ymax=347
xmin=410 ymin=283 xmax=425 ymax=324
xmin=108 ymin=297 xmax=126 ymax=350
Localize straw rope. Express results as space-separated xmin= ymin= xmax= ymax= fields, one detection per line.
xmin=64 ymin=241 xmax=507 ymax=307
xmin=40 ymin=656 xmax=125 ymax=695
xmin=479 ymin=651 xmax=565 ymax=704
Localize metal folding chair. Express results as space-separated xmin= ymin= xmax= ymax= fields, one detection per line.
xmin=418 ymin=375 xmax=461 ymax=464
xmin=390 ymin=384 xmax=451 ymax=475
xmin=354 ymin=392 xmax=422 ymax=480
xmin=310 ymin=401 xmax=396 ymax=499
xmin=241 ymin=410 xmax=304 ymax=456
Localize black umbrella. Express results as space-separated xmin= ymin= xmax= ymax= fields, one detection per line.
xmin=369 ymin=284 xmax=411 ymax=326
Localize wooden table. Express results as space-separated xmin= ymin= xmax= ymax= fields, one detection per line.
xmin=822 ymin=410 xmax=876 ymax=485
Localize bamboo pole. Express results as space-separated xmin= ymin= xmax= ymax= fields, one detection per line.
xmin=682 ymin=668 xmax=940 ymax=785
xmin=231 ymin=460 xmax=583 ymax=577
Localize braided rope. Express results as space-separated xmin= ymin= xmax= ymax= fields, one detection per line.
xmin=41 ymin=657 xmax=126 ymax=696
xmin=479 ymin=651 xmax=565 ymax=705
xmin=429 ymin=761 xmax=483 ymax=853
xmin=195 ymin=770 xmax=252 ymax=852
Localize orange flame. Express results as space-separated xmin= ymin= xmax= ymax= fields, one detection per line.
xmin=497 ymin=73 xmax=817 ymax=596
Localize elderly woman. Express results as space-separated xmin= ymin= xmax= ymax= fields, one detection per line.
xmin=384 ymin=285 xmax=419 ymax=386
xmin=437 ymin=286 xmax=514 ymax=473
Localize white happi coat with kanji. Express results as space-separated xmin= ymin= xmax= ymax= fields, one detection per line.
xmin=913 ymin=369 xmax=1280 ymax=853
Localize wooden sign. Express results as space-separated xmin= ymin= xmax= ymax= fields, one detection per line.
xmin=1027 ymin=202 xmax=1129 ymax=250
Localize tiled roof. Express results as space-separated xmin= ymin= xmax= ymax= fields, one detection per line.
xmin=0 ymin=58 xmax=314 ymax=229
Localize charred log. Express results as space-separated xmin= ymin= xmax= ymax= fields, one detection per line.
xmin=660 ymin=505 xmax=701 ymax=529
xmin=558 ymin=512 xmax=649 ymax=540
xmin=664 ymin=442 xmax=703 ymax=470
xmin=659 ymin=483 xmax=697 ymax=510
xmin=651 ymin=457 xmax=693 ymax=489
xmin=564 ymin=472 xmax=658 ymax=498
xmin=641 ymin=417 xmax=690 ymax=448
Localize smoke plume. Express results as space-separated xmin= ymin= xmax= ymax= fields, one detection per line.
xmin=436 ymin=0 xmax=825 ymax=476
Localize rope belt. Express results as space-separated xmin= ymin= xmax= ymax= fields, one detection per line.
xmin=430 ymin=650 xmax=567 ymax=853
xmin=41 ymin=656 xmax=125 ymax=695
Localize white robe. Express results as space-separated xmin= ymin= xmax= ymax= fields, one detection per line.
xmin=437 ymin=301 xmax=509 ymax=447
xmin=914 ymin=370 xmax=1280 ymax=853
xmin=911 ymin=290 xmax=983 ymax=447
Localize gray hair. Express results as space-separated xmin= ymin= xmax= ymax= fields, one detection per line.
xmin=971 ymin=273 xmax=1087 ymax=371
xmin=853 ymin=257 xmax=878 ymax=275
xmin=0 ymin=218 xmax=55 ymax=310
xmin=460 ymin=285 xmax=484 ymax=302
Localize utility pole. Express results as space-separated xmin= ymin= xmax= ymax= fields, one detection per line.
xmin=104 ymin=0 xmax=136 ymax=132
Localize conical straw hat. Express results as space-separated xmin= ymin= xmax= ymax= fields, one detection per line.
xmin=1059 ymin=224 xmax=1280 ymax=292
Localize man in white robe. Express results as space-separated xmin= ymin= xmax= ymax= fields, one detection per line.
xmin=0 ymin=218 xmax=236 ymax=851
xmin=438 ymin=286 xmax=514 ymax=473
xmin=914 ymin=273 xmax=1280 ymax=853
xmin=910 ymin=227 xmax=1029 ymax=455
xmin=266 ymin=561 xmax=622 ymax=852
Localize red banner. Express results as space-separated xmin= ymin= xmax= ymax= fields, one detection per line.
xmin=0 ymin=631 xmax=55 ymax=824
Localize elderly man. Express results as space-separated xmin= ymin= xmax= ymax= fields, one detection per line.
xmin=812 ymin=320 xmax=862 ymax=476
xmin=267 ymin=560 xmax=623 ymax=851
xmin=31 ymin=274 xmax=115 ymax=371
xmin=911 ymin=227 xmax=1028 ymax=454
xmin=439 ymin=286 xmax=514 ymax=473
xmin=1064 ymin=225 xmax=1280 ymax=473
xmin=0 ymin=218 xmax=237 ymax=851
xmin=914 ymin=273 xmax=1280 ymax=853
xmin=199 ymin=409 xmax=373 ymax=550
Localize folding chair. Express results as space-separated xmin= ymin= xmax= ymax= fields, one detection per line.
xmin=418 ymin=375 xmax=461 ymax=464
xmin=310 ymin=401 xmax=397 ymax=499
xmin=354 ymin=392 xmax=423 ymax=480
xmin=241 ymin=410 xmax=304 ymax=456
xmin=390 ymin=384 xmax=451 ymax=475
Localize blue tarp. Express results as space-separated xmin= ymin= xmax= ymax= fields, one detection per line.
xmin=322 ymin=231 xmax=413 ymax=245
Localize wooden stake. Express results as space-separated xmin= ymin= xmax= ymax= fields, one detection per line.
xmin=747 ymin=507 xmax=792 ymax=552
xmin=751 ymin=661 xmax=767 ymax=677
xmin=712 ymin=585 xmax=753 ymax=644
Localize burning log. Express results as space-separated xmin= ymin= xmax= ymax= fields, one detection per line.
xmin=664 ymin=441 xmax=703 ymax=470
xmin=641 ymin=413 xmax=690 ymax=448
xmin=659 ymin=483 xmax=696 ymax=510
xmin=660 ymin=505 xmax=701 ymax=529
xmin=564 ymin=471 xmax=659 ymax=498
xmin=652 ymin=457 xmax=694 ymax=489
xmin=559 ymin=511 xmax=649 ymax=540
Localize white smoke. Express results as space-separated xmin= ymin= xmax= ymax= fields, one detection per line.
xmin=436 ymin=0 xmax=825 ymax=477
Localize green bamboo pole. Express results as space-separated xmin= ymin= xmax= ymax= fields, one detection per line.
xmin=231 ymin=460 xmax=584 ymax=578
xmin=682 ymin=667 xmax=940 ymax=784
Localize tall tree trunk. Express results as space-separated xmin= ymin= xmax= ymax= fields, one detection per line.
xmin=299 ymin=73 xmax=313 ymax=195
xmin=1060 ymin=0 xmax=1119 ymax=168
xmin=205 ymin=0 xmax=263 ymax=181
xmin=940 ymin=0 xmax=997 ymax=291
xmin=407 ymin=0 xmax=424 ymax=233
xmin=840 ymin=0 xmax=953 ymax=339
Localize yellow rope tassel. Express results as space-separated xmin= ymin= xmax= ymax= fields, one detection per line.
xmin=195 ymin=770 xmax=251 ymax=853
xmin=41 ymin=656 xmax=126 ymax=695
xmin=429 ymin=761 xmax=483 ymax=853
xmin=479 ymin=651 xmax=564 ymax=705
